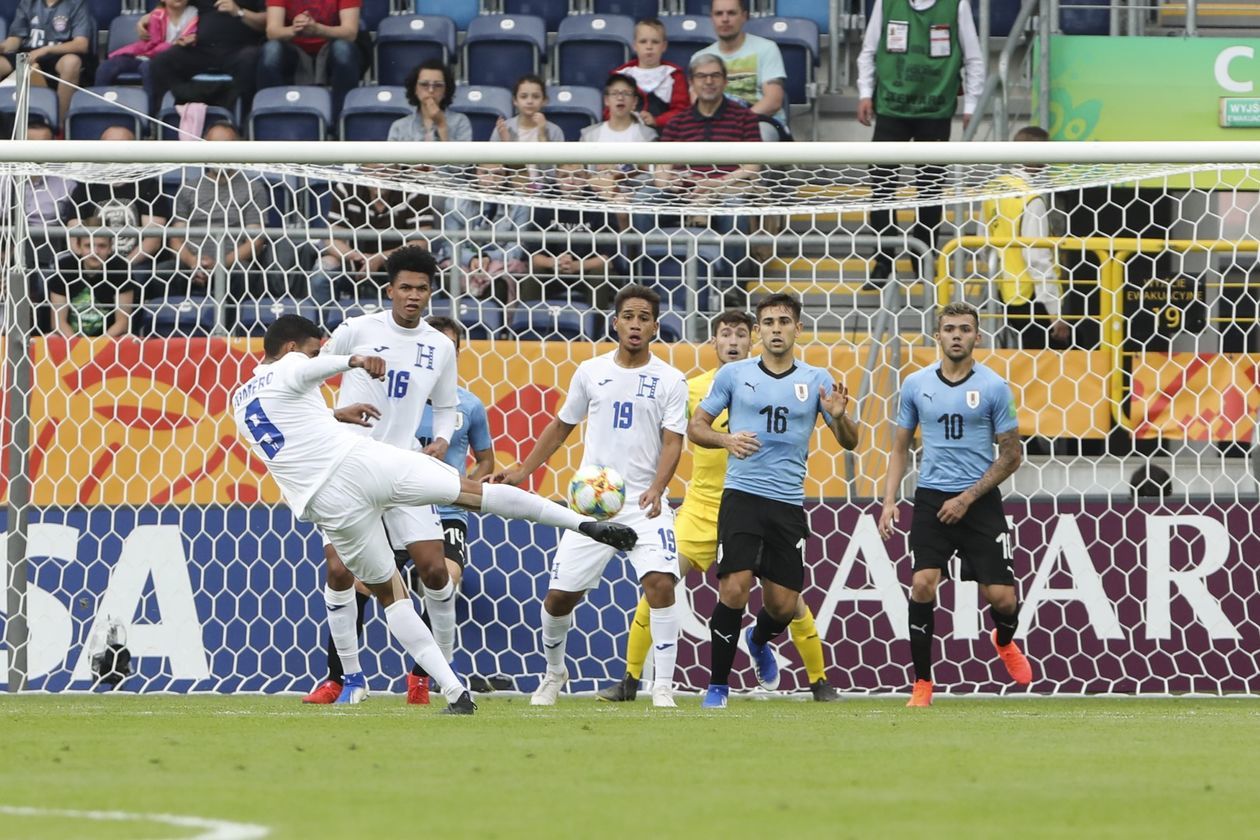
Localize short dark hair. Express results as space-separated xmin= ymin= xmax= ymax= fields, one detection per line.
xmin=613 ymin=284 xmax=661 ymax=318
xmin=605 ymin=72 xmax=639 ymax=95
xmin=755 ymin=293 xmax=802 ymax=322
xmin=513 ymin=74 xmax=547 ymax=99
xmin=1014 ymin=125 xmax=1050 ymax=142
xmin=386 ymin=245 xmax=440 ymax=286
xmin=263 ymin=314 xmax=322 ymax=357
xmin=712 ymin=0 xmax=751 ymax=14
xmin=937 ymin=301 xmax=980 ymax=327
xmin=203 ymin=120 xmax=240 ymax=139
xmin=27 ymin=114 xmax=52 ymax=133
xmin=711 ymin=309 xmax=754 ymax=334
xmin=427 ymin=315 xmax=463 ymax=347
xmin=405 ymin=59 xmax=455 ymax=111
xmin=635 ymin=17 xmax=666 ymax=37
xmin=1130 ymin=464 xmax=1172 ymax=500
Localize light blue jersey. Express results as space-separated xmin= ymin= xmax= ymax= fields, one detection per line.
xmin=416 ymin=386 xmax=493 ymax=523
xmin=698 ymin=357 xmax=834 ymax=506
xmin=896 ymin=361 xmax=1019 ymax=493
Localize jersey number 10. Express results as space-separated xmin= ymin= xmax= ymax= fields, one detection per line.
xmin=937 ymin=413 xmax=965 ymax=440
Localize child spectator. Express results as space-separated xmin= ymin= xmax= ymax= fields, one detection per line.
xmin=580 ymin=73 xmax=656 ymax=143
xmin=612 ymin=18 xmax=689 ymax=131
xmin=48 ymin=235 xmax=140 ymax=337
xmin=96 ymin=0 xmax=198 ymax=91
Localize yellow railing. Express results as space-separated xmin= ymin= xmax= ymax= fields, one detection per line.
xmin=935 ymin=236 xmax=1260 ymax=430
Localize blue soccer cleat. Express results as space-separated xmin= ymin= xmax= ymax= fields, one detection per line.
xmin=744 ymin=626 xmax=780 ymax=691
xmin=334 ymin=672 xmax=368 ymax=704
xmin=701 ymin=684 xmax=729 ymax=709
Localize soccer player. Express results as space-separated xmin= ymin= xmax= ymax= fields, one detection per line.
xmin=405 ymin=315 xmax=495 ymax=704
xmin=878 ymin=301 xmax=1033 ymax=707
xmin=492 ymin=285 xmax=689 ymax=708
xmin=598 ymin=309 xmax=842 ymax=702
xmin=235 ymin=315 xmax=636 ymax=714
xmin=301 ymin=247 xmax=462 ymax=706
xmin=688 ymin=293 xmax=859 ymax=709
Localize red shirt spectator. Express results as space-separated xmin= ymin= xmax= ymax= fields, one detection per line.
xmin=612 ymin=57 xmax=690 ymax=129
xmin=266 ymin=0 xmax=359 ymax=54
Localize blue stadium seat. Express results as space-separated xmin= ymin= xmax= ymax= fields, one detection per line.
xmin=415 ymin=0 xmax=478 ymax=31
xmin=663 ymin=16 xmax=716 ymax=70
xmin=591 ymin=0 xmax=658 ymax=19
xmin=339 ymin=86 xmax=411 ymax=141
xmin=359 ymin=0 xmax=389 ymax=32
xmin=157 ymin=92 xmax=235 ymax=140
xmin=236 ymin=298 xmax=320 ymax=337
xmin=0 ymin=17 xmax=6 ymax=39
xmin=502 ymin=0 xmax=569 ymax=32
xmin=450 ymin=85 xmax=513 ymax=141
xmin=682 ymin=0 xmax=712 ymax=15
xmin=88 ymin=0 xmax=121 ymax=27
xmin=508 ymin=302 xmax=601 ymax=340
xmin=105 ymin=14 xmax=146 ymax=84
xmin=1060 ymin=0 xmax=1110 ymax=34
xmin=249 ymin=86 xmax=332 ymax=141
xmin=985 ymin=0 xmax=1021 ymax=36
xmin=141 ymin=296 xmax=217 ymax=336
xmin=745 ymin=17 xmax=819 ymax=107
xmin=465 ymin=15 xmax=546 ymax=89
xmin=0 ymin=86 xmax=58 ymax=133
xmin=0 ymin=0 xmax=15 ymax=26
xmin=556 ymin=14 xmax=634 ymax=89
xmin=773 ymin=0 xmax=829 ymax=32
xmin=66 ymin=87 xmax=148 ymax=139
xmin=543 ymin=85 xmax=602 ymax=141
xmin=375 ymin=15 xmax=457 ymax=88
xmin=429 ymin=297 xmax=504 ymax=339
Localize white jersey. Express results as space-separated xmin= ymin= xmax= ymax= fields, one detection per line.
xmin=231 ymin=352 xmax=364 ymax=520
xmin=557 ymin=351 xmax=688 ymax=499
xmin=323 ymin=311 xmax=457 ymax=451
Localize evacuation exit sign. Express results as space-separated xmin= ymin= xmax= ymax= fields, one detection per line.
xmin=1219 ymin=97 xmax=1260 ymax=127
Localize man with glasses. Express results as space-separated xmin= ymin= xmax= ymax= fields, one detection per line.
xmin=693 ymin=0 xmax=789 ymax=142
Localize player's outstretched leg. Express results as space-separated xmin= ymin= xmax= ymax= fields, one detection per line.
xmin=597 ymin=596 xmax=650 ymax=702
xmin=473 ymin=482 xmax=637 ymax=550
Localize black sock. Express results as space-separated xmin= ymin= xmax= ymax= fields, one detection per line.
xmin=992 ymin=602 xmax=1020 ymax=647
xmin=708 ymin=602 xmax=744 ymax=686
xmin=908 ymin=599 xmax=935 ymax=683
xmin=325 ymin=590 xmax=371 ymax=682
xmin=750 ymin=607 xmax=788 ymax=646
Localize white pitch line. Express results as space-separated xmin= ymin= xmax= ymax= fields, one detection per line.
xmin=0 ymin=805 xmax=270 ymax=839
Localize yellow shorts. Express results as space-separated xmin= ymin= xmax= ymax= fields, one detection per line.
xmin=675 ymin=500 xmax=719 ymax=572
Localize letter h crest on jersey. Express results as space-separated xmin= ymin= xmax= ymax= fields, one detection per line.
xmin=414 ymin=342 xmax=436 ymax=370
xmin=637 ymin=374 xmax=659 ymax=399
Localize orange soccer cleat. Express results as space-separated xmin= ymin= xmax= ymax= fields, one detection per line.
xmin=302 ymin=679 xmax=343 ymax=704
xmin=991 ymin=629 xmax=1033 ymax=685
xmin=407 ymin=673 xmax=430 ymax=705
xmin=906 ymin=679 xmax=934 ymax=707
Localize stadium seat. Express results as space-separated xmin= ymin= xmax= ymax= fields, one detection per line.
xmin=88 ymin=0 xmax=122 ymax=27
xmin=140 ymin=295 xmax=217 ymax=336
xmin=746 ymin=17 xmax=819 ymax=108
xmin=428 ymin=296 xmax=504 ymax=339
xmin=682 ymin=0 xmax=712 ymax=15
xmin=415 ymin=0 xmax=478 ymax=31
xmin=156 ymin=92 xmax=235 ymax=140
xmin=0 ymin=86 xmax=59 ymax=133
xmin=985 ymin=0 xmax=1021 ymax=36
xmin=65 ymin=87 xmax=148 ymax=140
xmin=464 ymin=15 xmax=546 ymax=89
xmin=0 ymin=17 xmax=6 ymax=40
xmin=543 ymin=85 xmax=602 ymax=141
xmin=773 ymin=0 xmax=829 ymax=32
xmin=339 ymin=86 xmax=411 ymax=141
xmin=450 ymin=85 xmax=513 ymax=141
xmin=502 ymin=0 xmax=570 ymax=32
xmin=249 ymin=86 xmax=332 ymax=141
xmin=556 ymin=14 xmax=634 ymax=89
xmin=508 ymin=302 xmax=601 ymax=340
xmin=236 ymin=298 xmax=321 ymax=337
xmin=1060 ymin=0 xmax=1110 ymax=34
xmin=105 ymin=14 xmax=146 ymax=84
xmin=663 ymin=16 xmax=716 ymax=70
xmin=591 ymin=0 xmax=658 ymax=19
xmin=375 ymin=15 xmax=457 ymax=88
xmin=359 ymin=0 xmax=389 ymax=32
xmin=0 ymin=0 xmax=13 ymax=27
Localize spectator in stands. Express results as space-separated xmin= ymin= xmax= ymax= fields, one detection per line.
xmin=856 ymin=0 xmax=984 ymax=285
xmin=148 ymin=0 xmax=266 ymax=118
xmin=48 ymin=234 xmax=139 ymax=337
xmin=984 ymin=125 xmax=1069 ymax=349
xmin=165 ymin=122 xmax=268 ymax=311
xmin=693 ymin=0 xmax=789 ymax=142
xmin=612 ymin=18 xmax=688 ymax=132
xmin=0 ymin=0 xmax=95 ymax=125
xmin=96 ymin=0 xmax=199 ymax=92
xmin=494 ymin=74 xmax=564 ymax=144
xmin=387 ymin=58 xmax=471 ymax=143
xmin=581 ymin=73 xmax=656 ymax=144
xmin=257 ymin=0 xmax=364 ymax=120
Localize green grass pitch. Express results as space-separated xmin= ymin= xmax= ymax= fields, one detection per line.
xmin=1 ymin=695 xmax=1257 ymax=839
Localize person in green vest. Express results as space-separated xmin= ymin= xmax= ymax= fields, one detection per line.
xmin=856 ymin=0 xmax=985 ymax=286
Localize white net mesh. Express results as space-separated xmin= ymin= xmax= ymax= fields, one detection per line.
xmin=3 ymin=143 xmax=1259 ymax=696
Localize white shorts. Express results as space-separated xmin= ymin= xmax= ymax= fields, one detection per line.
xmin=549 ymin=502 xmax=680 ymax=593
xmin=319 ymin=505 xmax=443 ymax=552
xmin=307 ymin=441 xmax=463 ymax=585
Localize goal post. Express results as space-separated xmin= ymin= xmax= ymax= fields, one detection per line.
xmin=1 ymin=140 xmax=1258 ymax=695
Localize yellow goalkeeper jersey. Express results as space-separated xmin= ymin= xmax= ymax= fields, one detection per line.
xmin=686 ymin=368 xmax=729 ymax=510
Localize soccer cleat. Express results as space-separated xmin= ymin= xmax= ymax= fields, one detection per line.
xmin=596 ymin=674 xmax=639 ymax=702
xmin=578 ymin=520 xmax=638 ymax=551
xmin=991 ymin=629 xmax=1033 ymax=685
xmin=334 ymin=672 xmax=368 ymax=705
xmin=744 ymin=626 xmax=780 ymax=691
xmin=701 ymin=684 xmax=729 ymax=709
xmin=906 ymin=679 xmax=933 ymax=707
xmin=810 ymin=679 xmax=841 ymax=702
xmin=407 ymin=673 xmax=430 ymax=705
xmin=439 ymin=691 xmax=477 ymax=715
xmin=530 ymin=671 xmax=568 ymax=706
xmin=302 ymin=679 xmax=342 ymax=704
xmin=650 ymin=683 xmax=676 ymax=708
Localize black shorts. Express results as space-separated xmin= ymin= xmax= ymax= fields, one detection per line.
xmin=909 ymin=487 xmax=1015 ymax=585
xmin=441 ymin=519 xmax=468 ymax=569
xmin=2 ymin=51 xmax=97 ymax=89
xmin=716 ymin=488 xmax=809 ymax=592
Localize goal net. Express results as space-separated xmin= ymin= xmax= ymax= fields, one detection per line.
xmin=2 ymin=137 xmax=1258 ymax=696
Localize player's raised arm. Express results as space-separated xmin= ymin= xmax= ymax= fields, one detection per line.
xmin=879 ymin=426 xmax=915 ymax=539
xmin=422 ymin=338 xmax=459 ymax=459
xmin=466 ymin=400 xmax=497 ymax=482
xmin=286 ymin=352 xmax=384 ymax=391
xmin=819 ymin=380 xmax=860 ymax=451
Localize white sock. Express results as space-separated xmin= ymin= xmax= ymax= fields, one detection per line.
xmin=540 ymin=609 xmax=572 ymax=675
xmin=649 ymin=606 xmax=680 ymax=691
xmin=324 ymin=585 xmax=361 ymax=677
xmin=383 ymin=601 xmax=466 ymax=702
xmin=423 ymin=579 xmax=457 ymax=662
xmin=480 ymin=482 xmax=586 ymax=531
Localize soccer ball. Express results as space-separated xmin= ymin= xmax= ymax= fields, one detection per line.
xmin=567 ymin=465 xmax=626 ymax=521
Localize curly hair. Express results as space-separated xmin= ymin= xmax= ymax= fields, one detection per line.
xmin=404 ymin=59 xmax=455 ymax=111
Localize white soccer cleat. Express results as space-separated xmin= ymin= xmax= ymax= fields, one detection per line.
xmin=650 ymin=683 xmax=677 ymax=708
xmin=530 ymin=671 xmax=568 ymax=706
